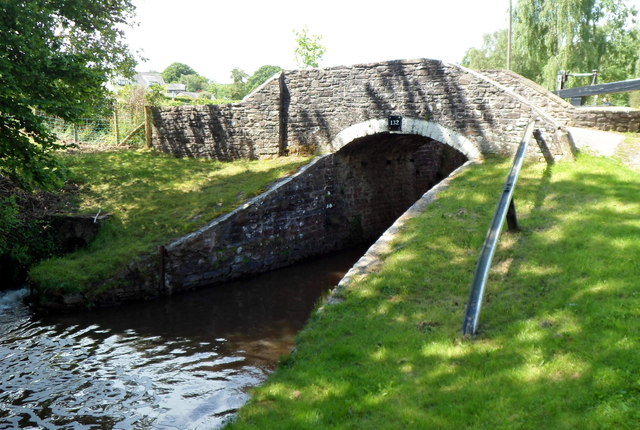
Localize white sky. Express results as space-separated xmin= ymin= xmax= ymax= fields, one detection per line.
xmin=124 ymin=0 xmax=640 ymax=84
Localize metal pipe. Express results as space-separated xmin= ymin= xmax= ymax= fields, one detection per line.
xmin=462 ymin=120 xmax=536 ymax=336
xmin=507 ymin=0 xmax=512 ymax=70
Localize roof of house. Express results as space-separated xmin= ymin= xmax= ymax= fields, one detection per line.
xmin=135 ymin=72 xmax=165 ymax=87
xmin=174 ymin=91 xmax=201 ymax=99
xmin=166 ymin=83 xmax=187 ymax=92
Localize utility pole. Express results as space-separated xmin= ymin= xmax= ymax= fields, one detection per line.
xmin=507 ymin=0 xmax=513 ymax=70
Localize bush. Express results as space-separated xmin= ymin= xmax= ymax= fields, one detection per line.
xmin=0 ymin=176 xmax=59 ymax=288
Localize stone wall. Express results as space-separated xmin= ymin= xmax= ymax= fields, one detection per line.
xmin=484 ymin=69 xmax=640 ymax=133
xmin=161 ymin=134 xmax=467 ymax=292
xmin=480 ymin=69 xmax=574 ymax=124
xmin=47 ymin=135 xmax=468 ymax=308
xmin=151 ymin=59 xmax=576 ymax=162
xmin=570 ymin=107 xmax=640 ymax=133
xmin=151 ymin=75 xmax=283 ymax=159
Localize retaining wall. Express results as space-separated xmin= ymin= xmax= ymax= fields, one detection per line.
xmin=161 ymin=134 xmax=467 ymax=292
xmin=42 ymin=135 xmax=467 ymax=308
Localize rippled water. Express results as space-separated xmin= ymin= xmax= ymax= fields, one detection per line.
xmin=0 ymin=247 xmax=366 ymax=429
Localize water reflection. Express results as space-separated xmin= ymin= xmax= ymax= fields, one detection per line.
xmin=0 ymin=246 xmax=366 ymax=429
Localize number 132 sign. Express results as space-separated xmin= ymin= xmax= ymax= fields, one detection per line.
xmin=388 ymin=116 xmax=402 ymax=131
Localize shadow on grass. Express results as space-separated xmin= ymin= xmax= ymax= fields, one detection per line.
xmin=228 ymin=155 xmax=640 ymax=430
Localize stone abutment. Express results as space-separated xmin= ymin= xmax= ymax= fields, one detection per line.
xmin=74 ymin=131 xmax=468 ymax=306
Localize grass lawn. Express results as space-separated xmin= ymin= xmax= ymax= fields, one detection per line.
xmin=29 ymin=149 xmax=311 ymax=294
xmin=227 ymin=153 xmax=640 ymax=429
xmin=616 ymin=133 xmax=640 ymax=169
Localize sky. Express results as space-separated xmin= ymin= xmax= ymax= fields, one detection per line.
xmin=124 ymin=0 xmax=640 ymax=84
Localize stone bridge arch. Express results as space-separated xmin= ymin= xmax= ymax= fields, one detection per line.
xmin=329 ymin=117 xmax=483 ymax=161
xmin=151 ymin=58 xmax=575 ymax=162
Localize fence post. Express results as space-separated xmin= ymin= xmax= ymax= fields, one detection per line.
xmin=144 ymin=105 xmax=153 ymax=149
xmin=113 ymin=105 xmax=120 ymax=145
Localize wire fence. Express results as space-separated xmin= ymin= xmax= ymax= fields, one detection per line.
xmin=39 ymin=106 xmax=146 ymax=147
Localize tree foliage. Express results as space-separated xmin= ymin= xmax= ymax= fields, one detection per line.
xmin=246 ymin=65 xmax=283 ymax=94
xmin=462 ymin=30 xmax=509 ymax=71
xmin=462 ymin=0 xmax=639 ymax=99
xmin=514 ymin=0 xmax=638 ymax=88
xmin=180 ymin=74 xmax=209 ymax=92
xmin=162 ymin=62 xmax=197 ymax=83
xmin=209 ymin=82 xmax=233 ymax=100
xmin=206 ymin=65 xmax=283 ymax=101
xmin=294 ymin=26 xmax=327 ymax=68
xmin=0 ymin=0 xmax=137 ymax=189
xmin=230 ymin=68 xmax=250 ymax=100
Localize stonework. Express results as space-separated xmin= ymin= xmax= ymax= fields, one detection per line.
xmin=159 ymin=134 xmax=466 ymax=294
xmin=151 ymin=59 xmax=576 ymax=163
xmin=43 ymin=134 xmax=468 ymax=309
xmin=570 ymin=107 xmax=640 ymax=133
xmin=38 ymin=59 xmax=605 ymax=310
xmin=483 ymin=69 xmax=640 ymax=133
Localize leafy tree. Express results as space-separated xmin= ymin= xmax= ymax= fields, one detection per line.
xmin=462 ymin=30 xmax=509 ymax=70
xmin=162 ymin=62 xmax=197 ymax=83
xmin=246 ymin=65 xmax=283 ymax=94
xmin=514 ymin=0 xmax=638 ymax=88
xmin=209 ymin=82 xmax=233 ymax=100
xmin=230 ymin=68 xmax=250 ymax=100
xmin=294 ymin=26 xmax=327 ymax=68
xmin=116 ymin=85 xmax=146 ymax=115
xmin=0 ymin=0 xmax=137 ymax=189
xmin=145 ymin=84 xmax=169 ymax=106
xmin=180 ymin=74 xmax=210 ymax=92
xmin=463 ymin=0 xmax=639 ymax=99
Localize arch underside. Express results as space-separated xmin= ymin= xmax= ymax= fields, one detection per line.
xmin=329 ymin=118 xmax=483 ymax=161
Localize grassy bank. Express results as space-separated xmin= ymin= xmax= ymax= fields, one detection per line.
xmin=29 ymin=149 xmax=311 ymax=294
xmin=228 ymin=153 xmax=640 ymax=429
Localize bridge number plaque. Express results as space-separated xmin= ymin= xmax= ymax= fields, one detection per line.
xmin=388 ymin=115 xmax=402 ymax=131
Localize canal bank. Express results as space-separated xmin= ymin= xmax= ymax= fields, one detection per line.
xmin=1 ymin=246 xmax=368 ymax=428
xmin=227 ymin=154 xmax=640 ymax=430
xmin=31 ymin=132 xmax=468 ymax=310
xmin=27 ymin=151 xmax=313 ymax=309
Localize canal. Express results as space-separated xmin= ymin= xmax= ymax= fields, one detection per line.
xmin=0 ymin=246 xmax=368 ymax=429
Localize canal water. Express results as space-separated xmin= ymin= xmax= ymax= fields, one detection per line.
xmin=0 ymin=246 xmax=367 ymax=429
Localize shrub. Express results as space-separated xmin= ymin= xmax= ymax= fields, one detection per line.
xmin=0 ymin=176 xmax=59 ymax=288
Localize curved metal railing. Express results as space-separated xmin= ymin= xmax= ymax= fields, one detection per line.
xmin=462 ymin=119 xmax=537 ymax=336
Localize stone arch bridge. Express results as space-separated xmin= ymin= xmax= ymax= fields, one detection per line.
xmin=87 ymin=60 xmax=587 ymax=305
xmin=151 ymin=58 xmax=577 ymax=163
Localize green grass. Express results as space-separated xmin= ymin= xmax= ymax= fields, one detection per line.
xmin=616 ymin=133 xmax=640 ymax=169
xmin=29 ymin=149 xmax=311 ymax=293
xmin=227 ymin=153 xmax=640 ymax=430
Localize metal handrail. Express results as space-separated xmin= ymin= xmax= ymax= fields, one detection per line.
xmin=462 ymin=120 xmax=536 ymax=336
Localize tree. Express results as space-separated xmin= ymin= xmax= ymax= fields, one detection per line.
xmin=462 ymin=30 xmax=509 ymax=70
xmin=209 ymin=82 xmax=233 ymax=100
xmin=246 ymin=65 xmax=283 ymax=94
xmin=294 ymin=26 xmax=327 ymax=68
xmin=162 ymin=62 xmax=197 ymax=83
xmin=230 ymin=68 xmax=249 ymax=100
xmin=0 ymin=0 xmax=137 ymax=189
xmin=180 ymin=74 xmax=210 ymax=92
xmin=514 ymin=0 xmax=638 ymax=88
xmin=462 ymin=0 xmax=639 ymax=100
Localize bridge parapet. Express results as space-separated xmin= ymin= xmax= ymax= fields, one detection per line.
xmin=484 ymin=69 xmax=640 ymax=133
xmin=151 ymin=58 xmax=576 ymax=162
